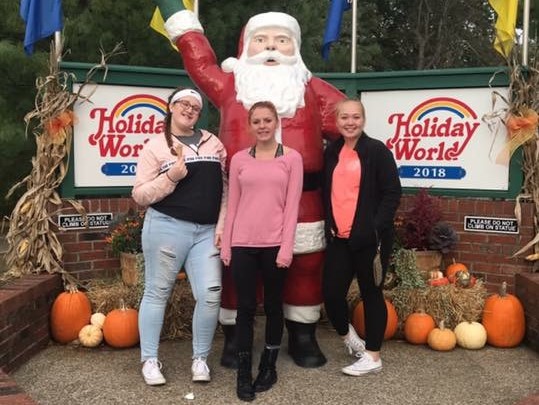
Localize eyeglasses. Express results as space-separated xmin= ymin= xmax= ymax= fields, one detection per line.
xmin=175 ymin=99 xmax=202 ymax=114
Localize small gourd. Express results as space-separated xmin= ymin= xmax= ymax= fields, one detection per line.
xmin=427 ymin=320 xmax=456 ymax=351
xmin=454 ymin=321 xmax=487 ymax=349
xmin=90 ymin=312 xmax=106 ymax=329
xmin=428 ymin=277 xmax=449 ymax=287
xmin=78 ymin=324 xmax=103 ymax=348
xmin=404 ymin=310 xmax=435 ymax=344
xmin=428 ymin=270 xmax=444 ymax=280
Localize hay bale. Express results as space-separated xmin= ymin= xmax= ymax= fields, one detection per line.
xmin=387 ymin=280 xmax=487 ymax=329
xmin=85 ymin=275 xmax=195 ymax=340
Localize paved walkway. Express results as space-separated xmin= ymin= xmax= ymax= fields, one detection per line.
xmin=10 ymin=320 xmax=539 ymax=405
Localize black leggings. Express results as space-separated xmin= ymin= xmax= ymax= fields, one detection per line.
xmin=322 ymin=238 xmax=387 ymax=351
xmin=231 ymin=246 xmax=287 ymax=352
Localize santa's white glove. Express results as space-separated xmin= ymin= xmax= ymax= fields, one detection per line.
xmin=164 ymin=9 xmax=204 ymax=42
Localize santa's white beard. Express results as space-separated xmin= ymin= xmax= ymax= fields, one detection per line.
xmin=231 ymin=53 xmax=311 ymax=118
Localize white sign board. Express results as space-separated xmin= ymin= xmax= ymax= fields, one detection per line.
xmin=362 ymin=88 xmax=509 ymax=190
xmin=73 ymin=84 xmax=173 ymax=187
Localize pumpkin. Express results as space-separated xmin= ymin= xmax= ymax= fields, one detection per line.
xmin=50 ymin=285 xmax=92 ymax=344
xmin=454 ymin=321 xmax=487 ymax=349
xmin=352 ymin=299 xmax=399 ymax=340
xmin=78 ymin=324 xmax=103 ymax=348
xmin=404 ymin=311 xmax=435 ymax=344
xmin=427 ymin=320 xmax=456 ymax=351
xmin=481 ymin=281 xmax=525 ymax=348
xmin=428 ymin=277 xmax=449 ymax=287
xmin=445 ymin=259 xmax=468 ymax=278
xmin=103 ymin=300 xmax=139 ymax=348
xmin=90 ymin=312 xmax=106 ymax=329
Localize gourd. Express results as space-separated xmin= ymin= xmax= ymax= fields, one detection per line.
xmin=454 ymin=321 xmax=487 ymax=349
xmin=90 ymin=312 xmax=106 ymax=329
xmin=103 ymin=300 xmax=140 ymax=348
xmin=428 ymin=270 xmax=444 ymax=280
xmin=427 ymin=320 xmax=456 ymax=351
xmin=78 ymin=324 xmax=103 ymax=348
xmin=352 ymin=299 xmax=399 ymax=340
xmin=403 ymin=311 xmax=435 ymax=344
xmin=50 ymin=285 xmax=92 ymax=344
xmin=481 ymin=281 xmax=525 ymax=347
xmin=428 ymin=277 xmax=449 ymax=287
xmin=445 ymin=259 xmax=468 ymax=279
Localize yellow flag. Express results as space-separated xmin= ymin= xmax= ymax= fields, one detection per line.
xmin=150 ymin=0 xmax=194 ymax=51
xmin=488 ymin=0 xmax=518 ymax=57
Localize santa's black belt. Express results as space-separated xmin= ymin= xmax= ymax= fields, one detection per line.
xmin=303 ymin=172 xmax=321 ymax=191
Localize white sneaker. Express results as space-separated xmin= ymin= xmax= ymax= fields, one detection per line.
xmin=342 ymin=352 xmax=382 ymax=376
xmin=142 ymin=358 xmax=166 ymax=386
xmin=343 ymin=324 xmax=365 ymax=357
xmin=191 ymin=357 xmax=211 ymax=382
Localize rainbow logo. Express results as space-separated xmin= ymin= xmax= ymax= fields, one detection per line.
xmin=112 ymin=94 xmax=167 ymax=118
xmin=409 ymin=97 xmax=477 ymax=122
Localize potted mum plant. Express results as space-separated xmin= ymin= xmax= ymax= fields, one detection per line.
xmin=396 ymin=189 xmax=458 ymax=279
xmin=106 ymin=209 xmax=144 ymax=286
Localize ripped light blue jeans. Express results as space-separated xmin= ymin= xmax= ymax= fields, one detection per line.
xmin=139 ymin=207 xmax=222 ymax=362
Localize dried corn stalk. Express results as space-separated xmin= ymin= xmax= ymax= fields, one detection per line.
xmin=2 ymin=41 xmax=124 ymax=284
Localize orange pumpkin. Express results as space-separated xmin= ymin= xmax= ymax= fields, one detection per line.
xmin=103 ymin=300 xmax=139 ymax=348
xmin=427 ymin=320 xmax=457 ymax=351
xmin=404 ymin=311 xmax=435 ymax=344
xmin=445 ymin=259 xmax=468 ymax=278
xmin=481 ymin=281 xmax=525 ymax=348
xmin=50 ymin=285 xmax=92 ymax=344
xmin=352 ymin=299 xmax=399 ymax=340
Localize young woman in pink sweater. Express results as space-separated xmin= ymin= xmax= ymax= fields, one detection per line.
xmin=220 ymin=101 xmax=303 ymax=401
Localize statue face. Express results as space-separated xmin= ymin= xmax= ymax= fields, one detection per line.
xmin=247 ymin=27 xmax=295 ymax=64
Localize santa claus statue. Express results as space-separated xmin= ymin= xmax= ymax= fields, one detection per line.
xmin=156 ymin=2 xmax=345 ymax=368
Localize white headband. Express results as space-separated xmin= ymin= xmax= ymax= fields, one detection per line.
xmin=170 ymin=89 xmax=203 ymax=107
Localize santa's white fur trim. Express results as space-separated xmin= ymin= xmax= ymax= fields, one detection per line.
xmin=164 ymin=9 xmax=203 ymax=42
xmin=221 ymin=57 xmax=238 ymax=73
xmin=219 ymin=308 xmax=237 ymax=325
xmin=284 ymin=304 xmax=321 ymax=323
xmin=294 ymin=220 xmax=326 ymax=254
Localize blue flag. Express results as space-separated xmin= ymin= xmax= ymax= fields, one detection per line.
xmin=322 ymin=0 xmax=352 ymax=60
xmin=20 ymin=0 xmax=63 ymax=55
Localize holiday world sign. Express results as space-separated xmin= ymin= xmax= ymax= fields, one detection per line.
xmin=73 ymin=84 xmax=172 ymax=187
xmin=363 ymin=87 xmax=509 ymax=191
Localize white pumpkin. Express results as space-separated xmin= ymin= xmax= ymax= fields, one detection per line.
xmin=454 ymin=321 xmax=487 ymax=349
xmin=90 ymin=312 xmax=106 ymax=329
xmin=78 ymin=324 xmax=104 ymax=348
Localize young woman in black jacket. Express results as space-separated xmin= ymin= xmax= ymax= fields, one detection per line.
xmin=322 ymin=99 xmax=401 ymax=376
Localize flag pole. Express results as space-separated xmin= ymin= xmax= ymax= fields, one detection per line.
xmin=194 ymin=0 xmax=199 ymax=19
xmin=54 ymin=31 xmax=62 ymax=62
xmin=522 ymin=0 xmax=530 ymax=66
xmin=350 ymin=0 xmax=357 ymax=73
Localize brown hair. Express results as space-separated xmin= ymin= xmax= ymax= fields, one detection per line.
xmin=164 ymin=88 xmax=201 ymax=156
xmin=248 ymin=101 xmax=278 ymax=123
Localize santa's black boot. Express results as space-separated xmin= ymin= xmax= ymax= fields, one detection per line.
xmin=220 ymin=324 xmax=239 ymax=369
xmin=286 ymin=320 xmax=327 ymax=368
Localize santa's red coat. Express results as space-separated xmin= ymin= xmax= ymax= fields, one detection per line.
xmin=177 ymin=32 xmax=345 ymax=308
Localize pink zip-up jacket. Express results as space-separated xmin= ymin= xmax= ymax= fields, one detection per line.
xmin=132 ymin=130 xmax=227 ymax=234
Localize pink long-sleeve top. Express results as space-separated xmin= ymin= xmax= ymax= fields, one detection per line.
xmin=221 ymin=148 xmax=303 ymax=267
